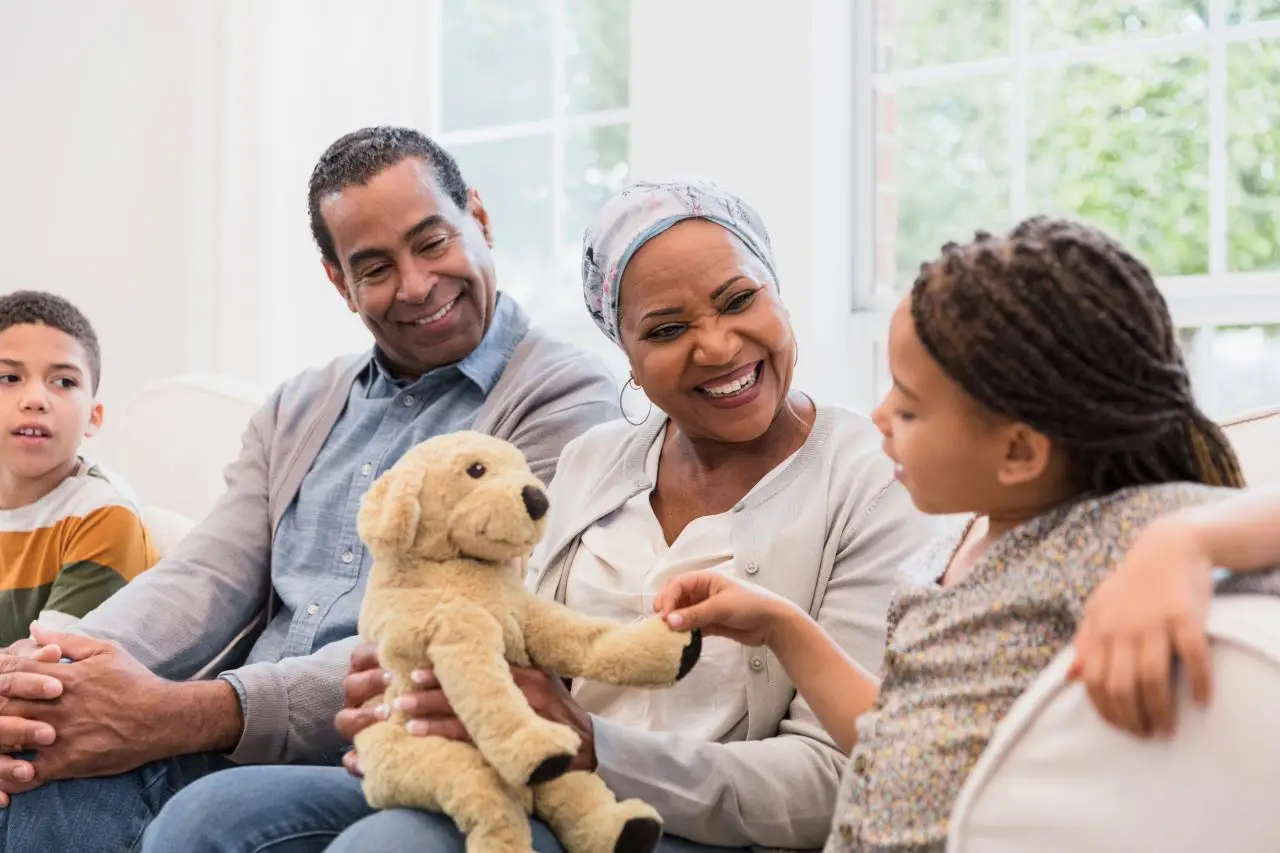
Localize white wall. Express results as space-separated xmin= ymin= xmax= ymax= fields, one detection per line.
xmin=0 ymin=0 xmax=222 ymax=410
xmin=629 ymin=0 xmax=868 ymax=408
xmin=1 ymin=0 xmax=864 ymax=409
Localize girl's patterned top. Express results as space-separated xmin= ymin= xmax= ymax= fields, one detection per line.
xmin=824 ymin=482 xmax=1245 ymax=853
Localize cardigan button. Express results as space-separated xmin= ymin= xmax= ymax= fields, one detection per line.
xmin=749 ymin=656 xmax=764 ymax=671
xmin=745 ymin=562 xmax=759 ymax=575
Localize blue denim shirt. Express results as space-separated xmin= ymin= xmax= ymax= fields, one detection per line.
xmin=243 ymin=296 xmax=529 ymax=666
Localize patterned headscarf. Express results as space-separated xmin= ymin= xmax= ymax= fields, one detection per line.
xmin=581 ymin=179 xmax=779 ymax=346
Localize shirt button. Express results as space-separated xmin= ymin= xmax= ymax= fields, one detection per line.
xmin=361 ymin=462 xmax=372 ymax=476
xmin=745 ymin=562 xmax=759 ymax=575
xmin=749 ymin=656 xmax=764 ymax=671
xmin=306 ymin=603 xmax=320 ymax=616
xmin=341 ymin=550 xmax=355 ymax=564
xmin=402 ymin=395 xmax=415 ymax=407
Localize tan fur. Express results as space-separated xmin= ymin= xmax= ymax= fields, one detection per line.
xmin=354 ymin=431 xmax=700 ymax=853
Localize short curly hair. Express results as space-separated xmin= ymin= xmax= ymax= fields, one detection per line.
xmin=0 ymin=290 xmax=102 ymax=393
xmin=307 ymin=126 xmax=470 ymax=266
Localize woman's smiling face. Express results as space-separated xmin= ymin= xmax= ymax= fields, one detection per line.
xmin=617 ymin=219 xmax=797 ymax=443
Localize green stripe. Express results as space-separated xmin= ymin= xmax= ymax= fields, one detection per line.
xmin=0 ymin=561 xmax=126 ymax=645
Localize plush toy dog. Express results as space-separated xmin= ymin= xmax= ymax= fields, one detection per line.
xmin=354 ymin=431 xmax=701 ymax=853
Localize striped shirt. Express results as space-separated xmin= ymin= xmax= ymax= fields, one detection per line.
xmin=0 ymin=461 xmax=158 ymax=645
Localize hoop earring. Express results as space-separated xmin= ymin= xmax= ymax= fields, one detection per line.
xmin=619 ymin=375 xmax=653 ymax=427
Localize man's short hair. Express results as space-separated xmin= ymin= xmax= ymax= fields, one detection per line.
xmin=307 ymin=126 xmax=470 ymax=267
xmin=0 ymin=290 xmax=102 ymax=393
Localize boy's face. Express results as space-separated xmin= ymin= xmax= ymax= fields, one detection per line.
xmin=0 ymin=323 xmax=103 ymax=481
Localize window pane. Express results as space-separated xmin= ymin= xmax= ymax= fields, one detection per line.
xmin=1228 ymin=38 xmax=1280 ymax=273
xmin=1184 ymin=325 xmax=1280 ymax=417
xmin=875 ymin=0 xmax=1007 ymax=73
xmin=1026 ymin=0 xmax=1206 ymax=51
xmin=878 ymin=80 xmax=1012 ymax=291
xmin=564 ymin=0 xmax=630 ymax=115
xmin=1028 ymin=54 xmax=1210 ymax=277
xmin=452 ymin=135 xmax=554 ymax=306
xmin=560 ymin=123 xmax=629 ymax=304
xmin=1228 ymin=0 xmax=1280 ymax=24
xmin=442 ymin=0 xmax=554 ymax=131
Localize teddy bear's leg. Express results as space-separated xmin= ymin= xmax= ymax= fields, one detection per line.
xmin=356 ymin=722 xmax=534 ymax=853
xmin=533 ymin=771 xmax=663 ymax=853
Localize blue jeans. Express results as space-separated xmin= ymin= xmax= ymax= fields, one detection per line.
xmin=141 ymin=765 xmax=748 ymax=853
xmin=0 ymin=752 xmax=230 ymax=853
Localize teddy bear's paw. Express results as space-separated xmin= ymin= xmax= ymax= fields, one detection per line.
xmin=614 ymin=814 xmax=663 ymax=853
xmin=676 ymin=628 xmax=701 ymax=680
xmin=527 ymin=752 xmax=574 ymax=786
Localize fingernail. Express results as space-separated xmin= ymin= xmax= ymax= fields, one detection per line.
xmin=33 ymin=727 xmax=54 ymax=746
xmin=42 ymin=680 xmax=59 ymax=698
xmin=410 ymin=670 xmax=430 ymax=685
xmin=373 ymin=704 xmax=389 ymax=720
xmin=391 ymin=697 xmax=408 ymax=712
xmin=406 ymin=720 xmax=430 ymax=736
xmin=14 ymin=766 xmax=32 ymax=782
xmin=667 ymin=613 xmax=683 ymax=628
xmin=382 ymin=670 xmax=393 ymax=685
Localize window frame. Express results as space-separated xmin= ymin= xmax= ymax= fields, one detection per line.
xmin=424 ymin=0 xmax=632 ymax=322
xmin=850 ymin=0 xmax=1280 ymax=412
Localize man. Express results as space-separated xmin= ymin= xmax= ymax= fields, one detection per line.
xmin=0 ymin=126 xmax=619 ymax=851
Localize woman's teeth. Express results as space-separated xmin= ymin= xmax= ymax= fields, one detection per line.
xmin=701 ymin=366 xmax=759 ymax=398
xmin=415 ymin=299 xmax=456 ymax=325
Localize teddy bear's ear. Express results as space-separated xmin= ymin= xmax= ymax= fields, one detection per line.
xmin=358 ymin=458 xmax=427 ymax=556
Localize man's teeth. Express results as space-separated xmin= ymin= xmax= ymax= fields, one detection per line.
xmin=701 ymin=367 xmax=759 ymax=398
xmin=415 ymin=299 xmax=456 ymax=325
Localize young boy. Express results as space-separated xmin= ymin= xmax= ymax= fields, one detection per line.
xmin=0 ymin=290 xmax=158 ymax=646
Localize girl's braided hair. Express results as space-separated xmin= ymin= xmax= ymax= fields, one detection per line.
xmin=910 ymin=215 xmax=1245 ymax=494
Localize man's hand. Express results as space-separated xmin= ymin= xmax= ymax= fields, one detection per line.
xmin=0 ymin=626 xmax=242 ymax=801
xmin=335 ymin=642 xmax=596 ymax=777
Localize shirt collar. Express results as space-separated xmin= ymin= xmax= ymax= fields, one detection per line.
xmin=366 ymin=293 xmax=529 ymax=395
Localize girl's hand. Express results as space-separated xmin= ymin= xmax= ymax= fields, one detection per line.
xmin=1069 ymin=519 xmax=1215 ymax=738
xmin=654 ymin=571 xmax=792 ymax=647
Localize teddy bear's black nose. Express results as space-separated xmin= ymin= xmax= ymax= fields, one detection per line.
xmin=522 ymin=486 xmax=549 ymax=521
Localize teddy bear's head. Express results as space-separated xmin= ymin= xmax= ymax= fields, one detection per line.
xmin=357 ymin=431 xmax=550 ymax=564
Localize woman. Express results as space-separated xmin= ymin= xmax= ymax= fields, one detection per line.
xmin=139 ymin=180 xmax=944 ymax=853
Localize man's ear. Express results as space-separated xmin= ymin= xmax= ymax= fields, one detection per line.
xmin=467 ymin=189 xmax=493 ymax=247
xmin=358 ymin=458 xmax=427 ymax=556
xmin=84 ymin=402 xmax=104 ymax=439
xmin=995 ymin=424 xmax=1054 ymax=487
xmin=324 ymin=260 xmax=358 ymax=313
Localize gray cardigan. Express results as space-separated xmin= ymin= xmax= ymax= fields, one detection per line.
xmin=527 ymin=407 xmax=948 ymax=850
xmin=74 ymin=325 xmax=619 ymax=766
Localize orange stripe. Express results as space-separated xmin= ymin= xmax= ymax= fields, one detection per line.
xmin=0 ymin=506 xmax=158 ymax=591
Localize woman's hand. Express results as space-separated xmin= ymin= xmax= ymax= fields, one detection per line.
xmin=654 ymin=570 xmax=794 ymax=647
xmin=1069 ymin=519 xmax=1216 ymax=739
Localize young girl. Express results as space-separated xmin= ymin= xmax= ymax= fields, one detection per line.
xmin=654 ymin=216 xmax=1250 ymax=852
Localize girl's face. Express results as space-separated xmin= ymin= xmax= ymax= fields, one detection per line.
xmin=871 ymin=297 xmax=1073 ymax=519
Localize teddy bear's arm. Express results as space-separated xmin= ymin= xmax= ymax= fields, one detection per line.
xmin=523 ymin=597 xmax=701 ymax=687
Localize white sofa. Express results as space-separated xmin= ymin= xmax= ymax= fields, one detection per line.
xmin=94 ymin=379 xmax=1280 ymax=848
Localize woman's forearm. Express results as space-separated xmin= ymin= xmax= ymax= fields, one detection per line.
xmin=1172 ymin=487 xmax=1280 ymax=573
xmin=766 ymin=604 xmax=880 ymax=754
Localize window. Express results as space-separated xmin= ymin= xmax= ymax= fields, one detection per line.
xmin=865 ymin=0 xmax=1280 ymax=417
xmin=432 ymin=0 xmax=631 ymax=324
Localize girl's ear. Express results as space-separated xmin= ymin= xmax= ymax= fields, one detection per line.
xmin=995 ymin=424 xmax=1054 ymax=486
